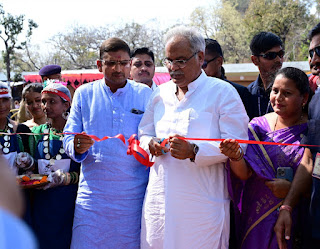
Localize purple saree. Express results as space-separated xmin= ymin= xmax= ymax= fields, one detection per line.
xmin=228 ymin=116 xmax=307 ymax=249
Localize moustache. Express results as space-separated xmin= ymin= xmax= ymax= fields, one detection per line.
xmin=169 ymin=71 xmax=184 ymax=78
xmin=112 ymin=73 xmax=125 ymax=77
xmin=138 ymin=71 xmax=150 ymax=76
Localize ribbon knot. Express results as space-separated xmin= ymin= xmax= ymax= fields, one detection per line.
xmin=127 ymin=134 xmax=154 ymax=168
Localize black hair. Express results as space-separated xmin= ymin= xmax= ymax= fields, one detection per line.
xmin=131 ymin=47 xmax=155 ymax=62
xmin=99 ymin=38 xmax=130 ymax=59
xmin=22 ymin=83 xmax=43 ymax=101
xmin=205 ymin=38 xmax=223 ymax=57
xmin=308 ymin=23 xmax=320 ymax=41
xmin=250 ymin=32 xmax=283 ymax=55
xmin=275 ymin=67 xmax=313 ymax=111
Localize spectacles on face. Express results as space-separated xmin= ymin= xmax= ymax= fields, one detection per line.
xmin=100 ymin=60 xmax=131 ymax=68
xmin=162 ymin=52 xmax=198 ymax=69
xmin=309 ymin=46 xmax=320 ymax=59
xmin=202 ymin=56 xmax=220 ymax=69
xmin=132 ymin=61 xmax=154 ymax=68
xmin=257 ymin=50 xmax=285 ymax=60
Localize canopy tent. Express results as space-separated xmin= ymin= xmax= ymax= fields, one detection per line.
xmin=24 ymin=72 xmax=171 ymax=89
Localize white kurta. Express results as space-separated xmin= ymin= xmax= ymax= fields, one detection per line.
xmin=138 ymin=71 xmax=249 ymax=249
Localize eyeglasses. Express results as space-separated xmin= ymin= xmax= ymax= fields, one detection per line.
xmin=162 ymin=52 xmax=198 ymax=69
xmin=202 ymin=56 xmax=220 ymax=69
xmin=100 ymin=60 xmax=131 ymax=68
xmin=257 ymin=50 xmax=285 ymax=60
xmin=132 ymin=61 xmax=154 ymax=68
xmin=309 ymin=46 xmax=320 ymax=59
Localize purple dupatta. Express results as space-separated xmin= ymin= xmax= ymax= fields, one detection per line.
xmin=227 ymin=116 xmax=307 ymax=249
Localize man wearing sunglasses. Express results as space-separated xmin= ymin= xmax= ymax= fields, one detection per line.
xmin=204 ymin=38 xmax=255 ymax=120
xmin=275 ymin=23 xmax=320 ymax=249
xmin=248 ymin=31 xmax=284 ymax=118
xmin=63 ymin=37 xmax=152 ymax=249
xmin=130 ymin=47 xmax=157 ymax=90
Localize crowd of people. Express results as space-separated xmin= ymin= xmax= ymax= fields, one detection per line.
xmin=1 ymin=22 xmax=320 ymax=249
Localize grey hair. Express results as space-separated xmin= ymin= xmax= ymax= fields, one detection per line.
xmin=164 ymin=26 xmax=205 ymax=53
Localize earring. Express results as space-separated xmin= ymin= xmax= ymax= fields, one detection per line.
xmin=62 ymin=111 xmax=69 ymax=120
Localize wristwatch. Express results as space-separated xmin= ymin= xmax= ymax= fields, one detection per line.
xmin=190 ymin=143 xmax=199 ymax=162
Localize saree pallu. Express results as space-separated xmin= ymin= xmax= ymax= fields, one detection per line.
xmin=227 ymin=116 xmax=307 ymax=249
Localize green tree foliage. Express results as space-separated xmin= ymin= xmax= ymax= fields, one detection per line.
xmin=190 ymin=0 xmax=319 ymax=63
xmin=190 ymin=2 xmax=250 ymax=63
xmin=227 ymin=0 xmax=250 ymax=14
xmin=244 ymin=0 xmax=317 ymax=60
xmin=0 ymin=4 xmax=37 ymax=81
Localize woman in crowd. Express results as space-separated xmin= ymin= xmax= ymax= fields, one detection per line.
xmin=21 ymin=83 xmax=46 ymax=130
xmin=0 ymin=82 xmax=31 ymax=173
xmin=30 ymin=82 xmax=80 ymax=249
xmin=219 ymin=67 xmax=311 ymax=248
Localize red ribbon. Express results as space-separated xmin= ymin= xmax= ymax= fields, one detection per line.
xmin=2 ymin=131 xmax=320 ymax=167
xmin=127 ymin=135 xmax=154 ymax=167
xmin=160 ymin=137 xmax=320 ymax=148
xmin=63 ymin=132 xmax=154 ymax=167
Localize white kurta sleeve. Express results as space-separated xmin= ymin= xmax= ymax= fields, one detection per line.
xmin=193 ymin=84 xmax=249 ymax=167
xmin=138 ymin=94 xmax=156 ymax=153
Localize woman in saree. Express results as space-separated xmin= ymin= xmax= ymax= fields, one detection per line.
xmin=30 ymin=82 xmax=80 ymax=249
xmin=219 ymin=67 xmax=311 ymax=249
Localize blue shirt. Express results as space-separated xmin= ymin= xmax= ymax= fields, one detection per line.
xmin=63 ymin=79 xmax=152 ymax=248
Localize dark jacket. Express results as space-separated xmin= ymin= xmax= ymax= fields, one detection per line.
xmin=247 ymin=75 xmax=273 ymax=118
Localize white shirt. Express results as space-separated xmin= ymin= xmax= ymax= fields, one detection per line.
xmin=151 ymin=80 xmax=158 ymax=91
xmin=138 ymin=71 xmax=249 ymax=249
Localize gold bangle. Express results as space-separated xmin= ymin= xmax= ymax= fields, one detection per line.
xmin=64 ymin=173 xmax=71 ymax=185
xmin=230 ymin=147 xmax=244 ymax=161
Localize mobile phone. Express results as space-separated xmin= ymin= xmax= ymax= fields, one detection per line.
xmin=276 ymin=167 xmax=293 ymax=182
xmin=130 ymin=108 xmax=144 ymax=114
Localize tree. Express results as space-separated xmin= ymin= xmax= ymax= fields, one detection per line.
xmin=190 ymin=7 xmax=218 ymax=38
xmin=226 ymin=0 xmax=250 ymax=14
xmin=190 ymin=2 xmax=250 ymax=63
xmin=50 ymin=24 xmax=110 ymax=70
xmin=190 ymin=0 xmax=318 ymax=63
xmin=0 ymin=4 xmax=37 ymax=81
xmin=114 ymin=21 xmax=165 ymax=66
xmin=215 ymin=1 xmax=251 ymax=63
xmin=244 ymin=0 xmax=316 ymax=60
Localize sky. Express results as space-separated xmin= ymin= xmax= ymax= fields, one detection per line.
xmin=0 ymin=0 xmax=214 ymax=51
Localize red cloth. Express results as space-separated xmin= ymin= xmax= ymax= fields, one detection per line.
xmin=24 ymin=72 xmax=171 ymax=89
xmin=309 ymin=74 xmax=319 ymax=93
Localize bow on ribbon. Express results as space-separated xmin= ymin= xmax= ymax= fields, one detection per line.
xmin=64 ymin=132 xmax=154 ymax=167
xmin=2 ymin=131 xmax=320 ymax=167
xmin=127 ymin=134 xmax=154 ymax=168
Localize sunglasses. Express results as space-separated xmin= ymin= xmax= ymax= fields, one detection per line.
xmin=309 ymin=46 xmax=320 ymax=59
xmin=202 ymin=56 xmax=220 ymax=69
xmin=257 ymin=50 xmax=285 ymax=60
xmin=133 ymin=61 xmax=154 ymax=68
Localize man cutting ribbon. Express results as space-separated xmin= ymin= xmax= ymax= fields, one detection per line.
xmin=138 ymin=26 xmax=249 ymax=249
xmin=63 ymin=37 xmax=152 ymax=249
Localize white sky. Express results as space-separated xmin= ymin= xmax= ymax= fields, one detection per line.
xmin=0 ymin=0 xmax=215 ymax=50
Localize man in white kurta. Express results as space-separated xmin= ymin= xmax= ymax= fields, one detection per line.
xmin=138 ymin=26 xmax=249 ymax=249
